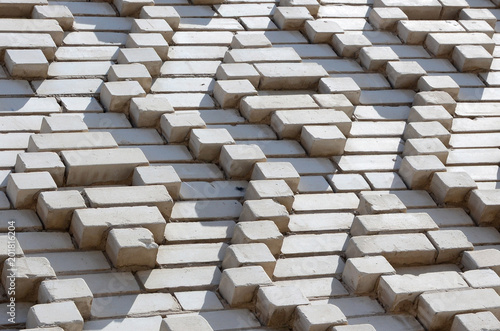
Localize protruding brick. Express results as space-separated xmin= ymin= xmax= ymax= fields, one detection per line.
xmin=129 ymin=95 xmax=174 ymax=128
xmin=219 ymin=265 xmax=272 ymax=306
xmin=357 ymin=193 xmax=406 ymax=214
xmin=61 ymin=148 xmax=149 ymax=186
xmin=239 ymin=199 xmax=290 ymax=232
xmin=312 ymin=94 xmax=354 ymax=117
xmin=404 ymin=121 xmax=451 ymax=146
xmin=462 ymin=269 xmax=500 ymax=295
xmin=220 ymin=144 xmax=266 ymax=179
xmin=222 ymin=243 xmax=276 ymax=278
xmin=346 ymin=233 xmax=437 ymax=266
xmin=331 ymin=326 xmax=376 ymax=331
xmin=231 ymin=33 xmax=272 ymax=49
xmin=15 ymin=152 xmax=65 ymax=186
xmin=425 ymin=32 xmax=494 ymax=57
xmin=413 ymin=91 xmax=457 ymax=114
xmin=117 ymin=47 xmax=163 ymax=76
xmin=359 ymin=47 xmax=399 ymax=71
xmin=216 ymin=63 xmax=260 ymax=88
xmin=417 ymin=288 xmax=500 ymax=331
xmin=378 ymin=271 xmax=468 ymax=312
xmin=6 ymin=171 xmax=57 ymax=209
xmin=213 ymin=79 xmax=257 ymax=108
xmin=160 ymin=112 xmax=206 ymax=143
xmin=131 ymin=19 xmax=173 ymax=42
xmin=271 ymin=109 xmax=351 ymax=139
xmin=70 ymin=206 xmax=166 ymax=249
xmin=38 ymin=278 xmax=93 ymax=319
xmin=399 ymin=155 xmax=446 ymax=189
xmin=161 ymin=315 xmax=213 ymax=331
xmin=386 ymin=61 xmax=426 ymax=89
xmin=319 ymin=77 xmax=360 ymax=104
xmin=452 ymin=45 xmax=493 ymax=72
xmin=26 ymin=301 xmax=83 ymax=330
xmin=40 ymin=115 xmax=88 ymax=133
xmin=451 ymin=311 xmax=500 ymax=331
xmin=304 ymin=19 xmax=343 ymax=43
xmin=403 ymin=138 xmax=449 ymax=164
xmin=273 ymin=7 xmax=313 ymax=30
xmin=439 ymin=0 xmax=469 ymax=20
xmin=368 ymin=7 xmax=407 ymax=31
xmin=36 ymin=190 xmax=86 ymax=230
xmin=255 ymin=285 xmax=309 ymax=327
xmin=294 ymin=304 xmax=347 ymax=331
xmin=350 ymin=212 xmax=438 ymax=236
xmin=301 ymin=125 xmax=346 ymax=157
xmin=232 ymin=221 xmax=283 ymax=256
xmin=2 ymin=256 xmax=56 ymax=301
xmin=397 ymin=20 xmax=464 ymax=45
xmin=114 ymin=0 xmax=154 ymax=17
xmin=100 ymin=81 xmax=146 ymax=113
xmin=245 ymin=180 xmax=294 ymax=211
xmin=408 ymin=105 xmax=453 ymax=130
xmin=426 ymin=230 xmax=473 ymax=263
xmin=430 ymin=172 xmax=477 ymax=204
xmin=459 ymin=8 xmax=497 ymax=28
xmin=251 ymin=162 xmax=300 ymax=192
xmin=133 ymin=165 xmax=181 ymax=200
xmin=126 ymin=33 xmax=169 ymax=61
xmin=108 ymin=63 xmax=152 ymax=93
xmin=189 ymin=128 xmax=235 ymax=162
xmin=140 ymin=6 xmax=180 ymax=30
xmin=255 ymin=63 xmax=328 ymax=90
xmin=342 ymin=256 xmax=395 ymax=294
xmin=4 ymin=49 xmax=48 ymax=79
xmin=331 ymin=33 xmax=371 ymax=58
xmin=374 ymin=0 xmax=442 ymax=20
xmin=84 ymin=185 xmax=173 ymax=218
xmin=32 ymin=5 xmax=74 ymax=30
xmin=468 ymin=190 xmax=500 ymax=226
xmin=27 ymin=132 xmax=117 ymax=153
xmin=106 ymin=228 xmax=158 ymax=270
xmin=280 ymin=0 xmax=319 ymax=15
xmin=462 ymin=249 xmax=500 ymax=275
xmin=240 ymin=94 xmax=317 ymax=123
xmin=417 ymin=76 xmax=460 ymax=99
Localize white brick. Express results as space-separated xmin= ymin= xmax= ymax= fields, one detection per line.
xmin=26 ymin=301 xmax=83 ymax=331
xmin=301 ymin=125 xmax=346 ymax=157
xmin=84 ymin=185 xmax=173 ymax=218
xmin=220 ymin=144 xmax=267 ymax=179
xmin=417 ymin=288 xmax=500 ymax=330
xmin=100 ymin=81 xmax=146 ymax=113
xmin=4 ymin=49 xmax=48 ymax=78
xmin=38 ymin=278 xmax=93 ymax=319
xmin=6 ymin=171 xmax=57 ymax=209
xmin=106 ymin=228 xmax=158 ymax=270
xmin=61 ymin=148 xmax=149 ymax=186
xmin=189 ymin=128 xmax=235 ymax=162
xmin=222 ymin=243 xmax=276 ymax=278
xmin=399 ymin=155 xmax=446 ymax=189
xmin=36 ymin=190 xmax=86 ymax=230
xmin=255 ymin=286 xmax=309 ymax=327
xmin=160 ymin=112 xmax=205 ymax=143
xmin=2 ymin=256 xmax=56 ymax=301
xmin=294 ymin=304 xmax=347 ymax=331
xmin=70 ymin=206 xmax=166 ymax=249
xmin=219 ymin=265 xmax=272 ymax=306
xmin=342 ymin=255 xmax=395 ymax=294
xmin=129 ymin=94 xmax=174 ymax=128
